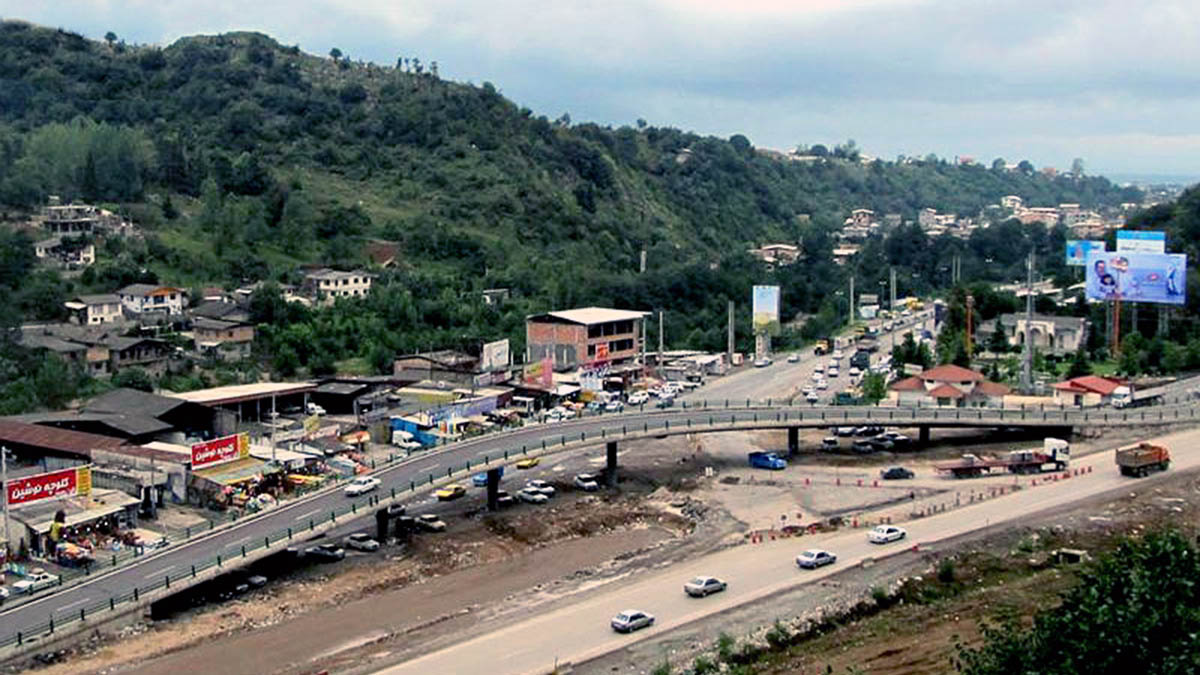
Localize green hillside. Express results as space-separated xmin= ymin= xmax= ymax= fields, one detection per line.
xmin=0 ymin=20 xmax=1144 ymax=384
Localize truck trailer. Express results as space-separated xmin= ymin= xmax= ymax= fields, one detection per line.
xmin=1115 ymin=442 xmax=1170 ymax=477
xmin=934 ymin=438 xmax=1070 ymax=478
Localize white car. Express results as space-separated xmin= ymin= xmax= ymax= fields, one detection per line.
xmin=816 ymin=379 xmax=828 ymax=390
xmin=12 ymin=569 xmax=59 ymax=595
xmin=627 ymin=392 xmax=649 ymax=406
xmin=611 ymin=609 xmax=655 ymax=633
xmin=604 ymin=400 xmax=625 ymax=413
xmin=344 ymin=532 xmax=380 ymax=551
xmin=574 ymin=473 xmax=601 ymax=491
xmin=796 ymin=549 xmax=837 ymax=569
xmin=517 ymin=488 xmax=549 ymax=504
xmin=753 ymin=358 xmax=772 ymax=368
xmin=868 ymin=525 xmax=907 ymax=544
xmin=306 ymin=402 xmax=326 ymax=415
xmin=814 ymin=364 xmax=824 ymax=374
xmin=827 ymin=367 xmax=840 ymax=378
xmin=848 ymin=366 xmax=861 ymax=377
xmin=811 ymin=371 xmax=823 ymax=382
xmin=832 ymin=349 xmax=844 ymax=359
xmin=344 ymin=476 xmax=382 ymax=496
xmin=525 ymin=480 xmax=556 ymax=497
xmin=805 ymin=391 xmax=820 ymax=404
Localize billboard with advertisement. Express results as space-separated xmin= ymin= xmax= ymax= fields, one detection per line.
xmin=523 ymin=357 xmax=553 ymax=388
xmin=1116 ymin=230 xmax=1166 ymax=254
xmin=480 ymin=339 xmax=510 ymax=371
xmin=752 ymin=285 xmax=781 ymax=336
xmin=191 ymin=433 xmax=250 ymax=469
xmin=1065 ymin=240 xmax=1107 ymax=266
xmin=1085 ymin=252 xmax=1187 ymax=305
xmin=6 ymin=466 xmax=91 ymax=506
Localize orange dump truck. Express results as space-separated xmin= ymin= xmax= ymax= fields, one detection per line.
xmin=1115 ymin=442 xmax=1170 ymax=477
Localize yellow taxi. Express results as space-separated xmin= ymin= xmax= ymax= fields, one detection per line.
xmin=434 ymin=484 xmax=467 ymax=501
xmin=515 ymin=457 xmax=540 ymax=469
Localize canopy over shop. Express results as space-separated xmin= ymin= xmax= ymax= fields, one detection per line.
xmin=188 ymin=457 xmax=283 ymax=512
xmin=9 ymin=488 xmax=140 ymax=562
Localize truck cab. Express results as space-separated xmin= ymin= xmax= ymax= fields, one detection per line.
xmin=748 ymin=451 xmax=787 ymax=470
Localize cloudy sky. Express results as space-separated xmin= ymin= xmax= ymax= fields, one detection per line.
xmin=5 ymin=0 xmax=1199 ymax=179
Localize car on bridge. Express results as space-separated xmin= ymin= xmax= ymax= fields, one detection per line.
xmin=12 ymin=569 xmax=59 ymax=595
xmin=435 ymin=484 xmax=467 ymax=501
xmin=684 ymin=576 xmax=727 ymax=597
xmin=344 ymin=476 xmax=382 ymax=496
xmin=796 ymin=549 xmax=837 ymax=569
xmin=611 ymin=609 xmax=655 ymax=633
xmin=805 ymin=392 xmax=820 ymax=404
xmin=868 ymin=525 xmax=907 ymax=544
xmin=655 ymin=396 xmax=676 ymax=409
xmin=515 ymin=457 xmax=540 ymax=469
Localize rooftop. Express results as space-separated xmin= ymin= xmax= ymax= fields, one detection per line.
xmin=920 ymin=364 xmax=986 ymax=383
xmin=0 ymin=419 xmax=128 ymax=456
xmin=1052 ymin=375 xmax=1123 ymax=396
xmin=529 ymin=307 xmax=650 ymax=326
xmin=166 ymin=381 xmax=318 ymax=405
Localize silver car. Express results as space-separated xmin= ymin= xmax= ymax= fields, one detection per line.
xmin=795 ymin=549 xmax=837 ymax=569
xmin=517 ymin=488 xmax=549 ymax=504
xmin=683 ymin=576 xmax=727 ymax=597
xmin=611 ymin=609 xmax=655 ymax=632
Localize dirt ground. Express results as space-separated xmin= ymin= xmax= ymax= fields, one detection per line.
xmin=9 ymin=424 xmax=1190 ymax=675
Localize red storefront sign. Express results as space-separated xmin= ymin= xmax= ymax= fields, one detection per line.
xmin=191 ymin=433 xmax=249 ymax=469
xmin=7 ymin=467 xmax=89 ymax=506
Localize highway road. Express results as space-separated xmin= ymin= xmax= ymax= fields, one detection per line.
xmin=1 ymin=394 xmax=1193 ymax=649
xmin=378 ymin=422 xmax=1200 ymax=675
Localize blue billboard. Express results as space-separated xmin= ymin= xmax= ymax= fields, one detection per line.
xmin=1085 ymin=252 xmax=1187 ymax=305
xmin=1065 ymin=240 xmax=1106 ymax=266
xmin=1115 ymin=230 xmax=1166 ymax=254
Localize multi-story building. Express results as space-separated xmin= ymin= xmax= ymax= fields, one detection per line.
xmin=193 ymin=318 xmax=255 ymax=361
xmin=64 ymin=294 xmax=123 ymax=326
xmin=118 ymin=284 xmax=186 ymax=317
xmin=303 ymin=269 xmax=374 ymax=305
xmin=982 ymin=314 xmax=1088 ymax=356
xmin=34 ymin=237 xmax=95 ymax=269
xmin=525 ymin=307 xmax=648 ymax=370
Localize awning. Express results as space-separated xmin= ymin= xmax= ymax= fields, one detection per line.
xmin=192 ymin=457 xmax=279 ymax=486
xmin=553 ymin=384 xmax=581 ymax=397
xmin=341 ymin=431 xmax=371 ymax=444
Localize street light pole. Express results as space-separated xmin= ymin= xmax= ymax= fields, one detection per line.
xmin=1 ymin=446 xmax=10 ymax=557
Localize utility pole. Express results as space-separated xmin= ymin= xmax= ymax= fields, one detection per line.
xmin=726 ymin=301 xmax=735 ymax=367
xmin=1021 ymin=251 xmax=1035 ymax=393
xmin=965 ymin=293 xmax=974 ymax=357
xmin=657 ymin=310 xmax=664 ymax=377
xmin=1 ymin=446 xmax=10 ymax=558
xmin=849 ymin=276 xmax=855 ymax=326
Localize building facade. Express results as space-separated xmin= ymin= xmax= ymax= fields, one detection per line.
xmin=118 ymin=284 xmax=186 ymax=316
xmin=889 ymin=364 xmax=1010 ymax=408
xmin=304 ymin=269 xmax=373 ymax=305
xmin=64 ymin=294 xmax=123 ymax=325
xmin=525 ymin=307 xmax=647 ymax=370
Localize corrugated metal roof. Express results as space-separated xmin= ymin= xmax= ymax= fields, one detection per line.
xmin=86 ymin=388 xmax=192 ymax=418
xmin=165 ymin=382 xmax=318 ymax=405
xmin=529 ymin=307 xmax=649 ymax=326
xmin=0 ymin=420 xmax=128 ymax=456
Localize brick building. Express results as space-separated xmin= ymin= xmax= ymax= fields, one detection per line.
xmin=525 ymin=307 xmax=648 ymax=370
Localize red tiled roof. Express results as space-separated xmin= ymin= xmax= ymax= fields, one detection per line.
xmin=889 ymin=376 xmax=926 ymax=391
xmin=920 ymin=364 xmax=986 ymax=383
xmin=973 ymin=380 xmax=1012 ymax=396
xmin=1053 ymin=375 xmax=1122 ymax=396
xmin=927 ymin=384 xmax=966 ymax=398
xmin=0 ymin=419 xmax=128 ymax=457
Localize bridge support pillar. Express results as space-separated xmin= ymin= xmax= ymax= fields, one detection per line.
xmin=787 ymin=427 xmax=800 ymax=455
xmin=486 ymin=467 xmax=503 ymax=511
xmin=606 ymin=441 xmax=619 ymax=487
xmin=919 ymin=426 xmax=930 ymax=444
xmin=375 ymin=508 xmax=390 ymax=543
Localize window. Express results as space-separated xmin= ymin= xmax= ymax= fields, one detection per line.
xmin=587 ymin=344 xmax=596 ymax=357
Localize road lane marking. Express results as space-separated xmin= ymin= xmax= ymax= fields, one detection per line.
xmin=294 ymin=508 xmax=322 ymax=522
xmin=58 ymin=597 xmax=90 ymax=611
xmin=144 ymin=566 xmax=174 ymax=579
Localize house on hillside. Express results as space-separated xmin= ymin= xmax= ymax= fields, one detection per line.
xmin=889 ymin=364 xmax=1010 ymax=408
xmin=118 ymin=284 xmax=186 ymax=317
xmin=303 ymin=269 xmax=374 ymax=305
xmin=193 ymin=317 xmax=255 ymax=361
xmin=34 ymin=236 xmax=95 ymax=269
xmin=64 ymin=294 xmax=123 ymax=326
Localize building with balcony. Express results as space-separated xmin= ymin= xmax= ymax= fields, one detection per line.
xmin=118 ymin=284 xmax=186 ymax=316
xmin=303 ymin=269 xmax=374 ymax=305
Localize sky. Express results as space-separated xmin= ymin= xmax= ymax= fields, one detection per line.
xmin=3 ymin=0 xmax=1199 ymax=180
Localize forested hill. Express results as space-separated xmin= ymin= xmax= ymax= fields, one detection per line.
xmin=0 ymin=21 xmax=1140 ymax=356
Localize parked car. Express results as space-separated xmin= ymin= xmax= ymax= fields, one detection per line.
xmin=805 ymin=391 xmax=820 ymax=404
xmin=684 ymin=576 xmax=727 ymax=597
xmin=344 ymin=476 xmax=382 ymax=496
xmin=854 ymin=425 xmax=884 ymax=436
xmin=882 ymin=431 xmax=911 ymax=446
xmin=435 ymin=484 xmax=467 ymax=501
xmin=515 ymin=457 xmax=540 ymax=469
xmin=574 ymin=473 xmax=601 ymax=491
xmin=11 ymin=569 xmax=58 ymax=595
xmin=827 ymin=367 xmax=840 ymax=378
xmin=0 ymin=585 xmax=11 ymax=603
xmin=493 ymin=490 xmax=517 ymax=508
xmin=655 ymin=396 xmax=676 ymax=409
xmin=303 ymin=544 xmax=345 ymax=562
xmin=627 ymin=392 xmax=650 ymax=406
xmin=416 ymin=514 xmax=447 ymax=532
xmin=525 ymin=480 xmax=556 ymax=497
xmin=813 ymin=364 xmax=824 ymax=374
xmin=851 ymin=440 xmax=876 ymax=454
xmin=834 ymin=426 xmax=857 ymax=437
xmin=517 ymin=488 xmax=549 ymax=504
xmin=604 ymin=400 xmax=625 ymax=413
xmin=821 ymin=437 xmax=838 ymax=450
xmin=848 ymin=366 xmax=862 ymax=377
xmin=306 ymin=402 xmax=326 ymax=415
xmin=611 ymin=609 xmax=655 ymax=633
xmin=868 ymin=436 xmax=895 ymax=451
xmin=880 ymin=466 xmax=915 ymax=480
xmin=344 ymin=532 xmax=380 ymax=551
xmin=753 ymin=358 xmax=772 ymax=367
xmin=816 ymin=379 xmax=828 ymax=390
xmin=795 ymin=549 xmax=837 ymax=569
xmin=472 ymin=466 xmax=504 ymax=487
xmin=246 ymin=575 xmax=268 ymax=588
xmin=868 ymin=525 xmax=907 ymax=544
xmin=787 ymin=353 xmax=800 ymax=363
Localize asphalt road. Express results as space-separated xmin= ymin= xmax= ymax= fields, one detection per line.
xmin=377 ymin=422 xmax=1200 ymax=675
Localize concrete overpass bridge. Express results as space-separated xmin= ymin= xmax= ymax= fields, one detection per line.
xmin=2 ymin=401 xmax=1195 ymax=661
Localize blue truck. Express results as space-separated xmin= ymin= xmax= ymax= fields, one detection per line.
xmin=748 ymin=451 xmax=787 ymax=470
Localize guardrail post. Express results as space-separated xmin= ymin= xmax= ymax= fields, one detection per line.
xmin=186 ymin=526 xmax=191 ymax=538
xmin=265 ymin=536 xmax=270 ymax=549
xmin=704 ymin=400 xmax=708 ymax=409
xmin=165 ymin=576 xmax=170 ymax=589
xmin=410 ymin=481 xmax=415 ymax=491
xmin=331 ymin=511 xmax=337 ymax=523
xmin=217 ymin=555 xmax=222 ymax=567
xmin=110 ymin=598 xmax=114 ymax=611
xmin=391 ymin=487 xmax=396 ymax=499
xmin=446 ymin=468 xmax=452 ymax=478
xmin=746 ymin=398 xmax=750 ymax=407
xmin=17 ymin=632 xmax=21 ymax=645
xmin=582 ymin=432 xmax=586 ymax=442
xmin=112 ymin=554 xmax=117 ymax=567
xmin=644 ymin=423 xmax=648 ymax=433
xmin=561 ymin=435 xmax=566 ymax=446
xmin=133 ymin=588 xmax=139 ymax=601
xmin=352 ymin=503 xmax=357 ymax=514
xmin=81 ymin=608 xmax=85 ymax=622
xmin=601 ymin=429 xmax=605 ymax=438
xmin=505 ymin=449 xmax=510 ymax=458
xmin=709 ymin=415 xmax=713 ymax=425
xmin=767 ymin=398 xmax=772 ymax=406
xmin=49 ymin=618 xmax=53 ymax=634
xmin=241 ymin=545 xmax=247 ymax=557
xmin=725 ymin=399 xmax=729 ymax=408
xmin=687 ymin=419 xmax=691 ymax=428
xmin=192 ymin=564 xmax=196 ymax=577
xmin=666 ymin=420 xmax=670 ymax=431
xmin=466 ymin=459 xmax=471 ymax=471
xmin=310 ymin=519 xmax=315 ymax=530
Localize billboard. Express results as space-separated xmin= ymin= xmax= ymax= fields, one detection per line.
xmin=1065 ymin=240 xmax=1106 ymax=266
xmin=191 ymin=433 xmax=250 ymax=469
xmin=1085 ymin=252 xmax=1187 ymax=305
xmin=523 ymin=357 xmax=553 ymax=388
xmin=480 ymin=339 xmax=510 ymax=371
xmin=752 ymin=285 xmax=781 ymax=336
xmin=7 ymin=466 xmax=91 ymax=506
xmin=1116 ymin=230 xmax=1166 ymax=254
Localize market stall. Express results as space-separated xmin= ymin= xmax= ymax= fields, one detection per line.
xmin=187 ymin=456 xmax=283 ymax=512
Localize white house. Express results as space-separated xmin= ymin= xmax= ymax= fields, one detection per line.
xmin=117 ymin=284 xmax=186 ymax=316
xmin=64 ymin=294 xmax=124 ymax=325
xmin=889 ymin=364 xmax=1010 ymax=408
xmin=304 ymin=269 xmax=374 ymax=305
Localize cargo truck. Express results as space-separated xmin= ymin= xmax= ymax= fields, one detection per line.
xmin=813 ymin=339 xmax=831 ymax=356
xmin=1115 ymin=442 xmax=1170 ymax=477
xmin=934 ymin=438 xmax=1070 ymax=478
xmin=748 ymin=451 xmax=787 ymax=470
